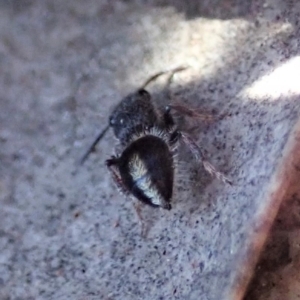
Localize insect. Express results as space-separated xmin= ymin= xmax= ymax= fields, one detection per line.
xmin=80 ymin=67 xmax=231 ymax=210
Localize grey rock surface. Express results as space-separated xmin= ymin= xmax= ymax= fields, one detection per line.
xmin=0 ymin=1 xmax=300 ymax=299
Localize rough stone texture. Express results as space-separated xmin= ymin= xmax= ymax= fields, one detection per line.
xmin=0 ymin=1 xmax=300 ymax=300
xmin=245 ymin=132 xmax=300 ymax=300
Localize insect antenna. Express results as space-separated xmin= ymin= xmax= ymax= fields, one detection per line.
xmin=80 ymin=124 xmax=110 ymax=165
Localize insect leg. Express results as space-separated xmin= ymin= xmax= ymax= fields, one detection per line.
xmin=80 ymin=125 xmax=110 ymax=165
xmin=139 ymin=66 xmax=188 ymax=90
xmin=106 ymin=156 xmax=131 ymax=196
xmin=180 ymin=132 xmax=232 ymax=185
xmin=168 ymin=103 xmax=215 ymax=122
xmin=133 ymin=202 xmax=149 ymax=237
xmin=163 ymin=105 xmax=175 ymax=130
xmin=107 ymin=157 xmax=148 ymax=235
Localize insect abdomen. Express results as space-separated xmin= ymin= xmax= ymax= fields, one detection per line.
xmin=118 ymin=135 xmax=174 ymax=209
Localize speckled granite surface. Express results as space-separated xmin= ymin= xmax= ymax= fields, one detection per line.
xmin=0 ymin=1 xmax=300 ymax=299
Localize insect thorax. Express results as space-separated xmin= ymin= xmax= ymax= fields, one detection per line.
xmin=109 ymin=90 xmax=160 ymax=145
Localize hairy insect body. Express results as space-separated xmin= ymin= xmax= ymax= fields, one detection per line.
xmin=109 ymin=90 xmax=159 ymax=145
xmin=81 ymin=69 xmax=231 ymax=211
xmin=107 ymin=89 xmax=178 ymax=209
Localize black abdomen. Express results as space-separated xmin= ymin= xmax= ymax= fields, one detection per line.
xmin=118 ymin=135 xmax=174 ymax=209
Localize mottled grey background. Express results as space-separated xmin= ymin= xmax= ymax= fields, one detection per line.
xmin=1 ymin=1 xmax=300 ymax=300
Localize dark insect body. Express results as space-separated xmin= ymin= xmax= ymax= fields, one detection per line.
xmin=81 ymin=68 xmax=231 ymax=210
